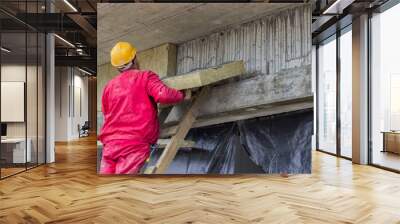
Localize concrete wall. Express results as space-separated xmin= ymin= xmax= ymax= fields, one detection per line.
xmin=55 ymin=67 xmax=69 ymax=141
xmin=55 ymin=67 xmax=89 ymax=141
xmin=176 ymin=5 xmax=311 ymax=77
xmin=166 ymin=4 xmax=312 ymax=123
xmin=137 ymin=43 xmax=177 ymax=79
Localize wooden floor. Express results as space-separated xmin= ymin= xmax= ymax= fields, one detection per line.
xmin=1 ymin=167 xmax=26 ymax=177
xmin=1 ymin=136 xmax=400 ymax=223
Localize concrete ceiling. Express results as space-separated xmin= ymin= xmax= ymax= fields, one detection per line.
xmin=97 ymin=3 xmax=294 ymax=65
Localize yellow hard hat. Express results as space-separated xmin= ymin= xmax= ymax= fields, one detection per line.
xmin=110 ymin=42 xmax=137 ymax=67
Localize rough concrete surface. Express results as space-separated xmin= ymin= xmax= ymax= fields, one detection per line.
xmin=136 ymin=43 xmax=177 ymax=79
xmin=165 ymin=65 xmax=312 ymax=124
xmin=97 ymin=3 xmax=296 ymax=65
xmin=177 ymin=5 xmax=311 ymax=76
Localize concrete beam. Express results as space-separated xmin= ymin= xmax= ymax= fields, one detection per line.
xmin=136 ymin=43 xmax=177 ymax=79
xmin=165 ymin=65 xmax=312 ymax=124
xmin=160 ymin=98 xmax=313 ymax=138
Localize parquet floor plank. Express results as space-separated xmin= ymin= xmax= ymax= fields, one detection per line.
xmin=0 ymin=135 xmax=400 ymax=223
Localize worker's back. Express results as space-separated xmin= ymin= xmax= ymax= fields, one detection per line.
xmin=99 ymin=69 xmax=184 ymax=145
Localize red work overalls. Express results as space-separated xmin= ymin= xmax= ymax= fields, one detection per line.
xmin=99 ymin=69 xmax=184 ymax=174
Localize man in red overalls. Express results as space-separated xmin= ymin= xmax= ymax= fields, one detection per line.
xmin=99 ymin=42 xmax=185 ymax=174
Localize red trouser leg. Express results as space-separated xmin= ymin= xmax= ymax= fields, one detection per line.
xmin=115 ymin=148 xmax=150 ymax=174
xmin=100 ymin=153 xmax=116 ymax=174
xmin=100 ymin=141 xmax=150 ymax=175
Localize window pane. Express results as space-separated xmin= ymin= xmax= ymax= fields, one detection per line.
xmin=340 ymin=28 xmax=352 ymax=158
xmin=27 ymin=31 xmax=38 ymax=169
xmin=318 ymin=37 xmax=337 ymax=154
xmin=1 ymin=31 xmax=28 ymax=177
xmin=371 ymin=3 xmax=400 ymax=171
xmin=0 ymin=0 xmax=46 ymax=179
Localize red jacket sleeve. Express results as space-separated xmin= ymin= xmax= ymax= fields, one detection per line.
xmin=146 ymin=71 xmax=185 ymax=104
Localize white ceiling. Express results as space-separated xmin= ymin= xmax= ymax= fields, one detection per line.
xmin=97 ymin=3 xmax=294 ymax=65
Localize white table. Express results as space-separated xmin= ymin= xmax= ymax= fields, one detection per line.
xmin=1 ymin=138 xmax=32 ymax=163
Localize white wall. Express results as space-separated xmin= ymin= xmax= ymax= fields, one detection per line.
xmin=54 ymin=67 xmax=89 ymax=141
xmin=1 ymin=65 xmax=35 ymax=137
xmin=70 ymin=73 xmax=89 ymax=138
xmin=75 ymin=74 xmax=89 ymax=123
xmin=55 ymin=67 xmax=69 ymax=141
xmin=1 ymin=65 xmax=26 ymax=138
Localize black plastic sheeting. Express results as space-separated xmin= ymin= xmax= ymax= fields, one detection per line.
xmin=145 ymin=109 xmax=313 ymax=174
